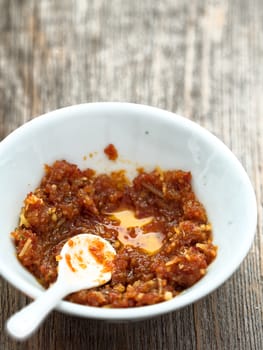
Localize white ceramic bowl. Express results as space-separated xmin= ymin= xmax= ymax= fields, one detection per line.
xmin=0 ymin=103 xmax=257 ymax=321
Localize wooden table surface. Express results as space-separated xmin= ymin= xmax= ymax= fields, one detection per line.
xmin=0 ymin=1 xmax=262 ymax=349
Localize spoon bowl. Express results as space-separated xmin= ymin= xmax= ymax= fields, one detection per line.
xmin=6 ymin=233 xmax=116 ymax=340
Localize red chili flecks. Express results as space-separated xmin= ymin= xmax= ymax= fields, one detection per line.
xmin=68 ymin=239 xmax=74 ymax=247
xmin=89 ymin=239 xmax=105 ymax=264
xmin=65 ymin=253 xmax=76 ymax=272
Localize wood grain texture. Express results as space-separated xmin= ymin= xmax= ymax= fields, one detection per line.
xmin=0 ymin=0 xmax=262 ymax=349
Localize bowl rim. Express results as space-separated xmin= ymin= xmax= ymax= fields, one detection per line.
xmin=0 ymin=102 xmax=257 ymax=320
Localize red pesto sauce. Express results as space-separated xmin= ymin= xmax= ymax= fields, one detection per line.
xmin=12 ymin=148 xmax=217 ymax=308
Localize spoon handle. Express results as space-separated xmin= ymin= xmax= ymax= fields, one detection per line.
xmin=6 ymin=281 xmax=67 ymax=340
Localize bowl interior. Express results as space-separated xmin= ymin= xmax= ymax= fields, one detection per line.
xmin=0 ymin=103 xmax=257 ymax=320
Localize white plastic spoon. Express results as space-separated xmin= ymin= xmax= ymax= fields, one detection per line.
xmin=6 ymin=233 xmax=116 ymax=340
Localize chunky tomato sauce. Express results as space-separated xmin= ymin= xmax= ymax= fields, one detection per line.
xmin=12 ymin=156 xmax=217 ymax=308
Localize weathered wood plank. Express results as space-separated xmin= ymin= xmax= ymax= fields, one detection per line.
xmin=0 ymin=0 xmax=262 ymax=349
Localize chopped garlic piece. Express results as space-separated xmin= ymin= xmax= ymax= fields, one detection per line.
xmin=164 ymin=291 xmax=173 ymax=300
xmin=19 ymin=211 xmax=30 ymax=228
xmin=18 ymin=238 xmax=32 ymax=257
